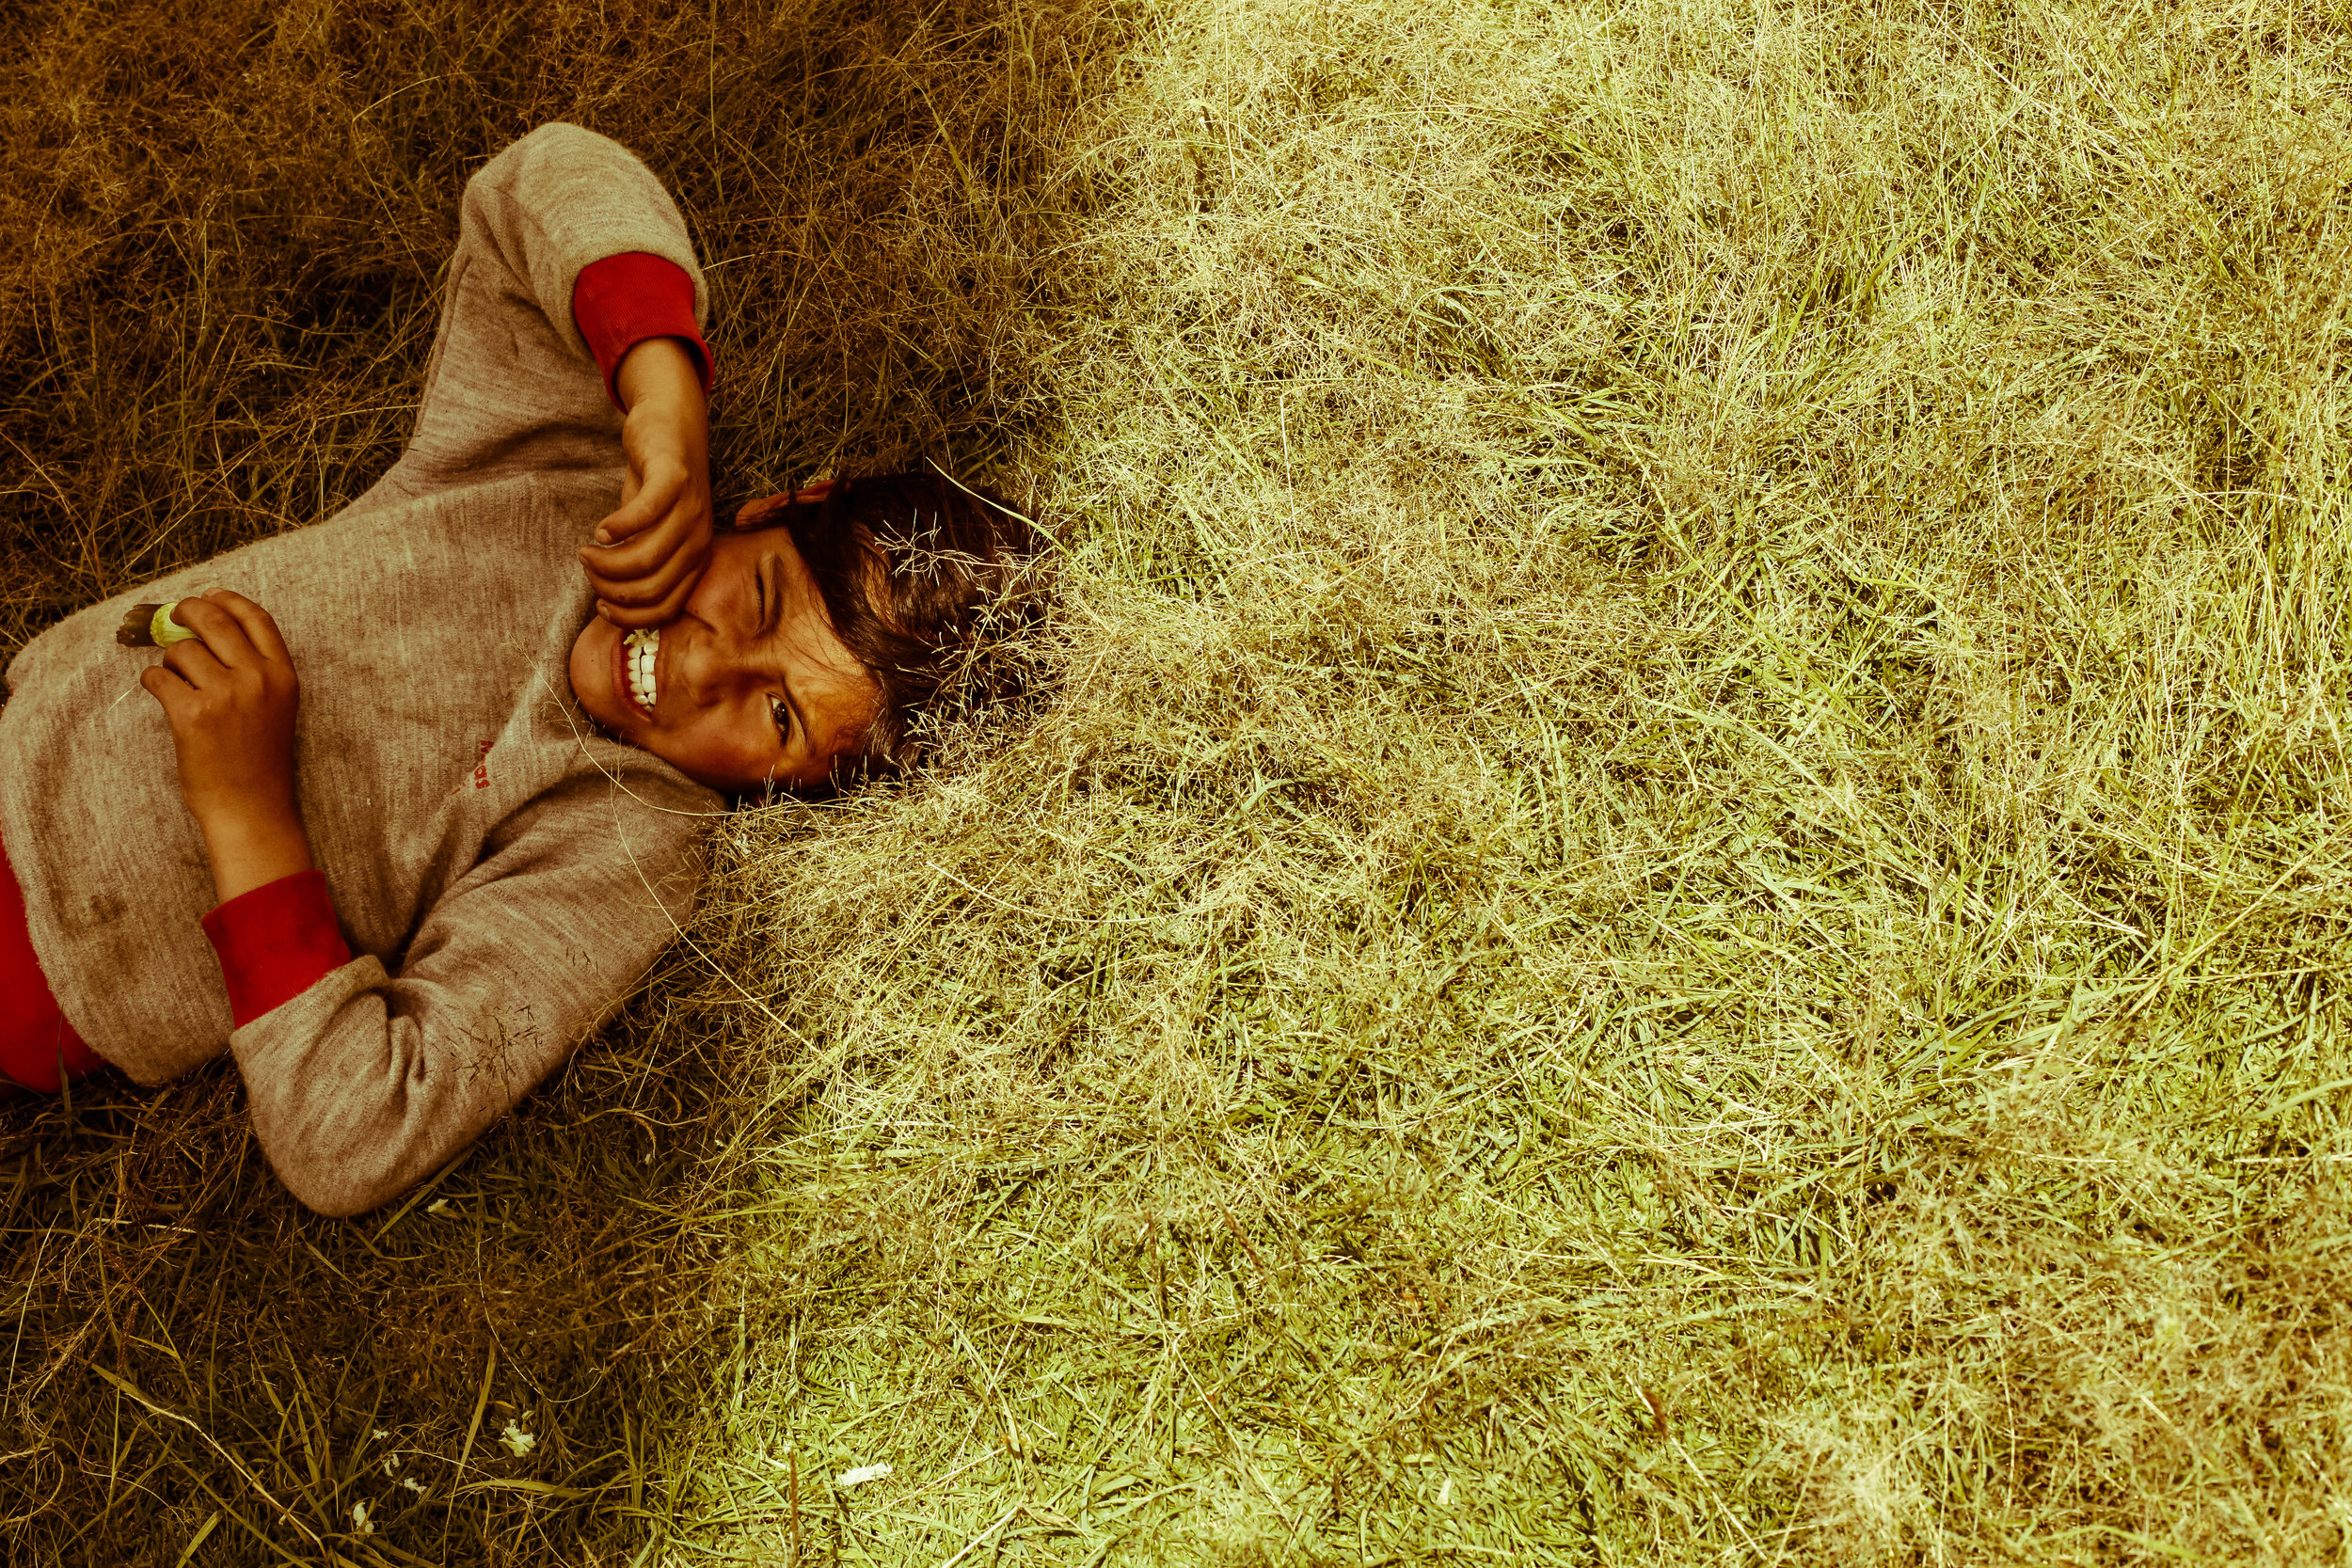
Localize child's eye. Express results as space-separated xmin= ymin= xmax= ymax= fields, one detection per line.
xmin=771 ymin=695 xmax=793 ymax=749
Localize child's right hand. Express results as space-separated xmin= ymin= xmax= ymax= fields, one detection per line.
xmin=579 ymin=336 xmax=712 ymax=630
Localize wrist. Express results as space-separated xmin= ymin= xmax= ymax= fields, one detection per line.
xmin=613 ymin=337 xmax=707 ymax=417
xmin=196 ymin=800 xmax=314 ymax=905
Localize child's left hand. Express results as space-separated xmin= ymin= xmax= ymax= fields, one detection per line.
xmin=137 ymin=591 xmax=315 ymax=903
xmin=579 ymin=337 xmax=711 ymax=629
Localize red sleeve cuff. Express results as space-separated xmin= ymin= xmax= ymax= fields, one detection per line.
xmin=571 ymin=252 xmax=712 ymax=409
xmin=200 ymin=870 xmax=354 ymax=1028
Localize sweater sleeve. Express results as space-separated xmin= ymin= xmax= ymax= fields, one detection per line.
xmin=222 ymin=789 xmax=705 ymax=1217
xmin=383 ymin=123 xmax=707 ymax=498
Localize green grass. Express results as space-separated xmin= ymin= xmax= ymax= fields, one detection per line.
xmin=7 ymin=0 xmax=2352 ymax=1560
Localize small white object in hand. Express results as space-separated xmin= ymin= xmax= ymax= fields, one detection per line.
xmin=500 ymin=1421 xmax=537 ymax=1458
xmin=351 ymin=1500 xmax=374 ymax=1535
xmin=838 ymin=1462 xmax=892 ymax=1488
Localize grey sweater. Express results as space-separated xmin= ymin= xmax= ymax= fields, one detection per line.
xmin=0 ymin=124 xmax=723 ymax=1214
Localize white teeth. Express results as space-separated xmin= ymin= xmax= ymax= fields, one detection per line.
xmin=623 ymin=627 xmax=660 ymax=715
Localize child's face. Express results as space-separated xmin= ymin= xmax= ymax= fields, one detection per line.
xmin=567 ymin=523 xmax=881 ymax=794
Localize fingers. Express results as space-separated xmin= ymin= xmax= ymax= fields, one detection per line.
xmin=141 ymin=592 xmax=295 ymax=705
xmin=579 ymin=477 xmax=712 ymax=629
xmin=582 ymin=502 xmax=708 ymax=592
xmin=159 ymin=594 xmax=267 ymax=672
xmin=578 ymin=408 xmax=712 ymax=626
xmin=587 ymin=533 xmax=710 ymax=628
xmin=197 ymin=590 xmax=294 ymax=667
xmin=160 ymin=629 xmax=230 ymax=689
xmin=597 ymin=579 xmax=698 ymax=631
xmin=139 ymin=661 xmax=196 ymax=710
xmin=587 ymin=466 xmax=689 ymax=562
xmin=138 ymin=656 xmax=221 ymax=736
xmin=592 ymin=466 xmax=670 ymax=547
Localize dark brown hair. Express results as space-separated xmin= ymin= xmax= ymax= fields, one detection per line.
xmin=740 ymin=468 xmax=1051 ymax=785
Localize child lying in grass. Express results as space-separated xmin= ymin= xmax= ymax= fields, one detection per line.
xmin=0 ymin=123 xmax=1043 ymax=1213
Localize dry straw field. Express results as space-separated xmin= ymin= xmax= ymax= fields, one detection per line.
xmin=6 ymin=0 xmax=2352 ymax=1560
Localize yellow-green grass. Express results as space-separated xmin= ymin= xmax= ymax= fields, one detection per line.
xmin=7 ymin=0 xmax=2352 ymax=1560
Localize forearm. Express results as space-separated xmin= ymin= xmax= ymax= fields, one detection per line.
xmin=229 ymin=847 xmax=697 ymax=1216
xmin=612 ymin=335 xmax=706 ymax=416
xmin=231 ymin=959 xmax=526 ymax=1217
xmin=580 ymin=335 xmax=715 ymax=625
xmin=197 ymin=802 xmax=314 ymax=904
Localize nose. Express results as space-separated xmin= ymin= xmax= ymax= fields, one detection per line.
xmin=665 ymin=579 xmax=761 ymax=713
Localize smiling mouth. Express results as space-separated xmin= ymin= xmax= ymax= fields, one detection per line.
xmin=618 ymin=626 xmax=660 ymax=721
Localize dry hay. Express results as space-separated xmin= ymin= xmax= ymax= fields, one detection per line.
xmin=6 ymin=0 xmax=2352 ymax=1561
